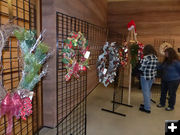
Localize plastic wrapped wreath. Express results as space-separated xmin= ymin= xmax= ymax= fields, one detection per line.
xmin=97 ymin=42 xmax=120 ymax=87
xmin=62 ymin=32 xmax=90 ymax=81
xmin=0 ymin=24 xmax=51 ymax=135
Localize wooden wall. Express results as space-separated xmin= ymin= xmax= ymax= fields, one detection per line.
xmin=108 ymin=0 xmax=180 ymax=88
xmin=42 ymin=0 xmax=107 ymax=127
xmin=108 ymin=0 xmax=180 ymax=51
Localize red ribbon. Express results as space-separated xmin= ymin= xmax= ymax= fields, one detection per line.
xmin=0 ymin=93 xmax=22 ymax=135
xmin=65 ymin=62 xmax=86 ymax=81
xmin=0 ymin=92 xmax=32 ymax=135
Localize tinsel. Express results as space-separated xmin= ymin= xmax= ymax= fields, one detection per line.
xmin=97 ymin=42 xmax=120 ymax=87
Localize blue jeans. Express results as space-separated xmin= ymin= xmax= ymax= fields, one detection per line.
xmin=140 ymin=77 xmax=154 ymax=111
xmin=160 ymin=80 xmax=180 ymax=109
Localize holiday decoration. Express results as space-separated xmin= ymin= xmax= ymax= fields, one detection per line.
xmin=159 ymin=41 xmax=172 ymax=55
xmin=62 ymin=32 xmax=90 ymax=81
xmin=0 ymin=25 xmax=51 ymax=135
xmin=127 ymin=20 xmax=137 ymax=43
xmin=119 ymin=41 xmax=128 ymax=66
xmin=137 ymin=42 xmax=144 ymax=60
xmin=130 ymin=42 xmax=144 ymax=68
xmin=97 ymin=42 xmax=120 ymax=87
xmin=127 ymin=20 xmax=136 ymax=32
xmin=130 ymin=43 xmax=139 ymax=68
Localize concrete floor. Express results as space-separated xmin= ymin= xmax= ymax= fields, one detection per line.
xmin=87 ymin=84 xmax=180 ymax=135
xmin=40 ymin=84 xmax=180 ymax=135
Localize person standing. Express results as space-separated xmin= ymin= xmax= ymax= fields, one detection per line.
xmin=139 ymin=44 xmax=158 ymax=113
xmin=157 ymin=48 xmax=180 ymax=111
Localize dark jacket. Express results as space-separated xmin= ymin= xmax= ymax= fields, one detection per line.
xmin=159 ymin=60 xmax=180 ymax=82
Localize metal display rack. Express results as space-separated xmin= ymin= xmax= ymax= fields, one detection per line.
xmin=56 ymin=12 xmax=107 ymax=135
xmin=0 ymin=0 xmax=41 ymax=135
xmin=101 ymin=67 xmax=133 ymax=117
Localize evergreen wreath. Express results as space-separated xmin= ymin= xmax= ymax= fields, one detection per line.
xmin=130 ymin=42 xmax=144 ymax=68
xmin=0 ymin=25 xmax=51 ymax=134
xmin=62 ymin=32 xmax=90 ymax=81
xmin=97 ymin=42 xmax=120 ymax=87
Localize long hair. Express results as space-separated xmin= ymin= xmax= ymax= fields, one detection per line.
xmin=163 ymin=48 xmax=179 ymax=64
xmin=143 ymin=44 xmax=157 ymax=56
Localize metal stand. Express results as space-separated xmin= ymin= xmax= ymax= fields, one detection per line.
xmin=151 ymin=99 xmax=156 ymax=104
xmin=101 ymin=68 xmax=133 ymax=117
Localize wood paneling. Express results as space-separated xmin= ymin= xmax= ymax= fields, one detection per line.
xmin=108 ymin=0 xmax=180 ymax=88
xmin=108 ymin=0 xmax=180 ymax=36
xmin=55 ymin=0 xmax=107 ymax=26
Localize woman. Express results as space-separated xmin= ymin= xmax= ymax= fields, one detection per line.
xmin=157 ymin=48 xmax=180 ymax=111
xmin=139 ymin=44 xmax=158 ymax=113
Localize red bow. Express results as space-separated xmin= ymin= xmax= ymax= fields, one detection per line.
xmin=65 ymin=62 xmax=87 ymax=81
xmin=0 ymin=92 xmax=32 ymax=135
xmin=0 ymin=93 xmax=22 ymax=135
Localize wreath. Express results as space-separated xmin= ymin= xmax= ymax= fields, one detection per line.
xmin=97 ymin=42 xmax=120 ymax=87
xmin=159 ymin=42 xmax=172 ymax=55
xmin=119 ymin=41 xmax=128 ymax=66
xmin=0 ymin=24 xmax=50 ymax=134
xmin=130 ymin=42 xmax=144 ymax=68
xmin=62 ymin=32 xmax=90 ymax=81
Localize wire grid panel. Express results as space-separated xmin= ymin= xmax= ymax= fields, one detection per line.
xmin=0 ymin=0 xmax=41 ymax=135
xmin=88 ymin=24 xmax=107 ymax=66
xmin=56 ymin=12 xmax=88 ymax=135
xmin=108 ymin=32 xmax=126 ymax=109
xmin=113 ymin=68 xmax=125 ymax=110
